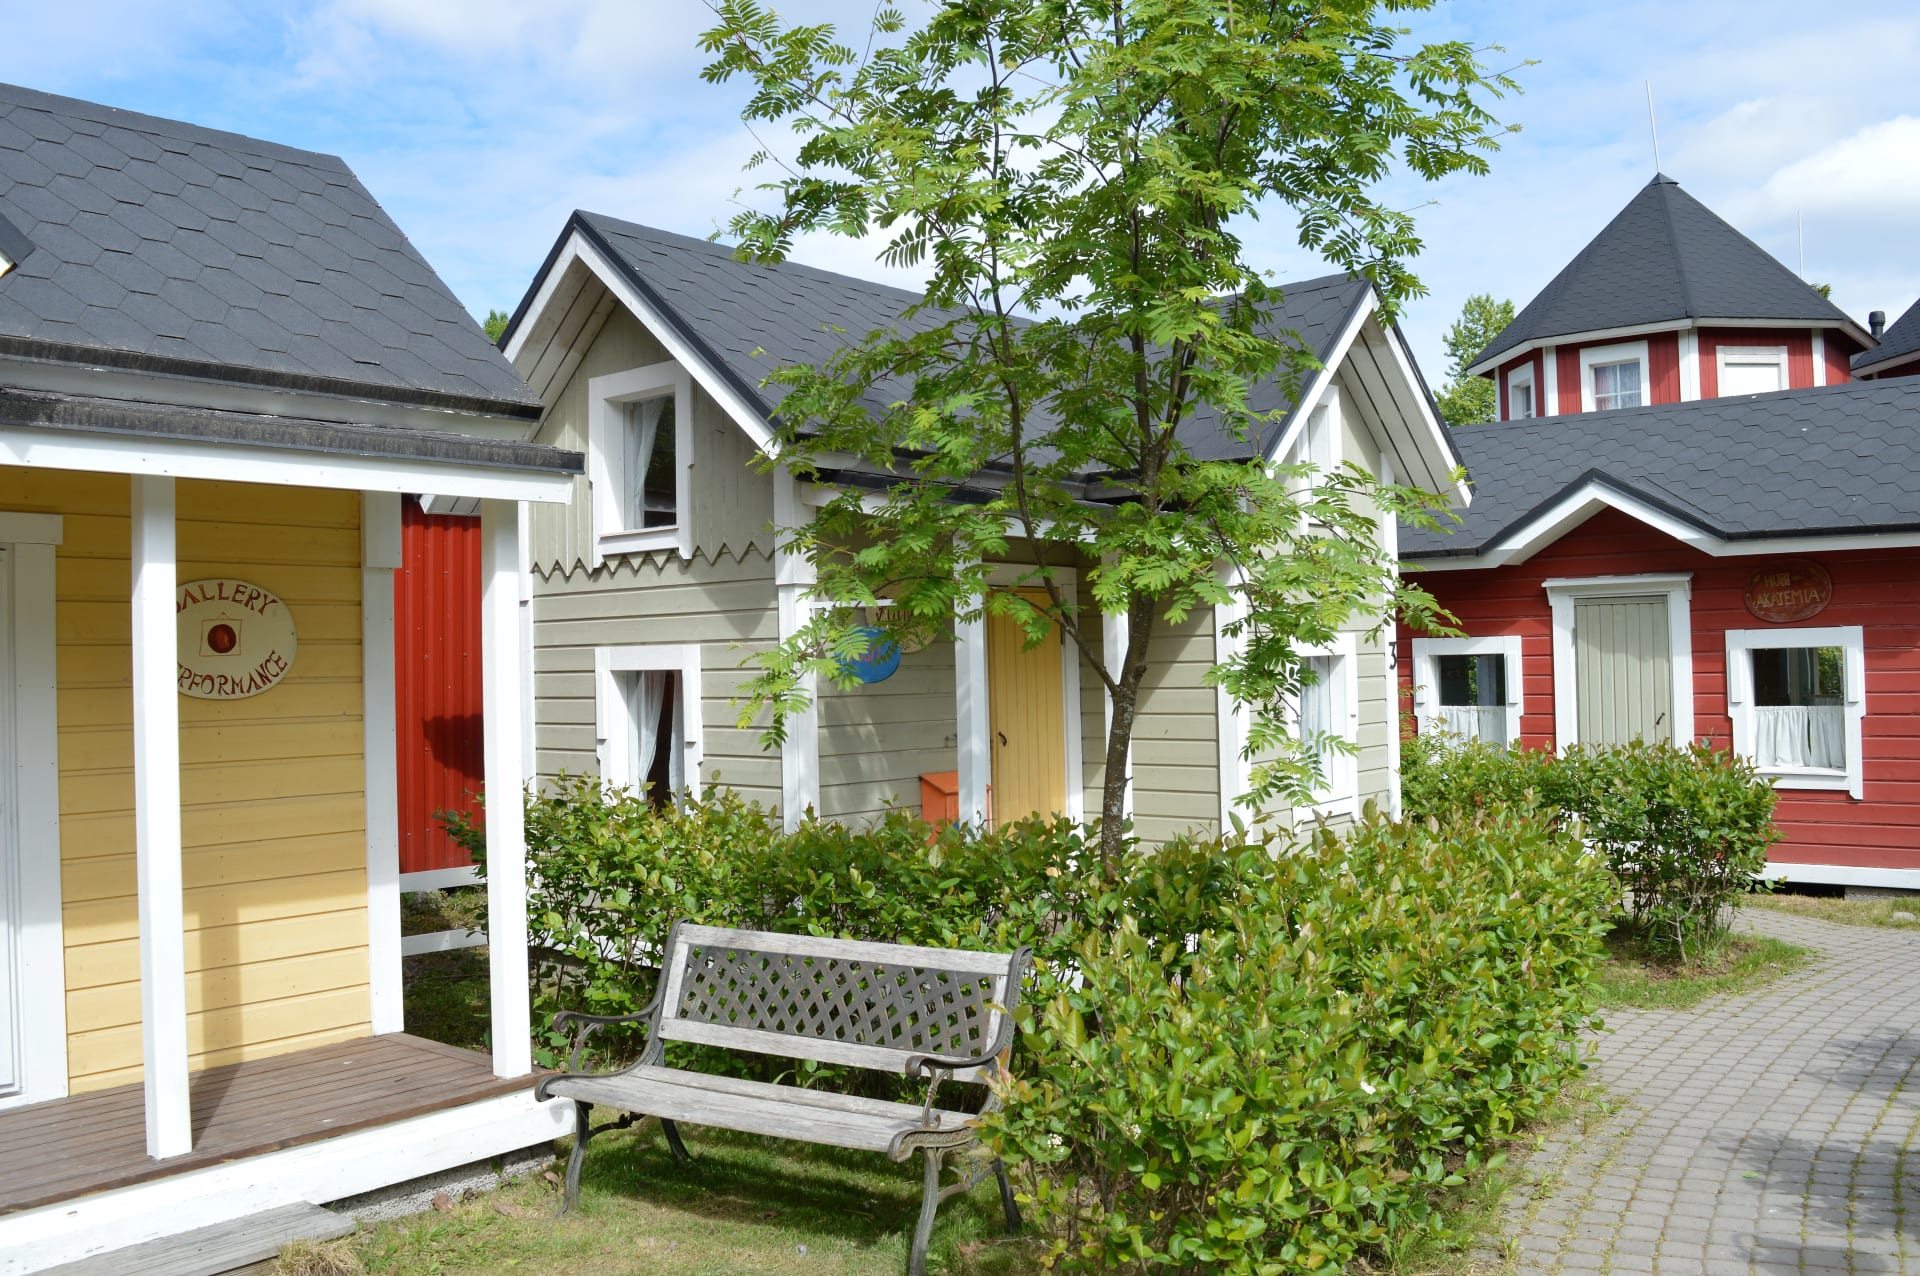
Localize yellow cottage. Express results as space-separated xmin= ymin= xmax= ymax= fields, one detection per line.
xmin=0 ymin=84 xmax=580 ymax=1270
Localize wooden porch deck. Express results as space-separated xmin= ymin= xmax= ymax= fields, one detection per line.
xmin=0 ymin=1034 xmax=530 ymax=1216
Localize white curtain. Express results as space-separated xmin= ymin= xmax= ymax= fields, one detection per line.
xmin=1425 ymin=706 xmax=1508 ymax=746
xmin=1754 ymin=703 xmax=1845 ymax=770
xmin=625 ymin=670 xmax=668 ymax=792
xmin=625 ymin=398 xmax=665 ymax=529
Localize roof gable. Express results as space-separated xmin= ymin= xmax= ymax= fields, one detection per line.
xmin=0 ymin=82 xmax=538 ymax=415
xmin=1403 ymin=378 xmax=1920 ymax=562
xmin=506 ymin=212 xmax=1462 ymax=494
xmin=1470 ymin=175 xmax=1860 ymax=373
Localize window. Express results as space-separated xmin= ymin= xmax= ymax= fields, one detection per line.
xmin=595 ymin=644 xmax=703 ymax=803
xmin=1412 ymin=635 xmax=1524 ymax=747
xmin=1726 ymin=625 xmax=1865 ymax=798
xmin=1579 ymin=341 xmax=1650 ymax=413
xmin=1717 ymin=346 xmax=1788 ymax=397
xmin=587 ymin=360 xmax=694 ymax=563
xmin=1283 ymin=402 xmax=1340 ymax=490
xmin=1293 ymin=633 xmax=1359 ymax=816
xmin=1506 ymin=363 xmax=1536 ymax=420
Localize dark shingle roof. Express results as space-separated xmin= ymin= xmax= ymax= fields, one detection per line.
xmin=543 ymin=212 xmax=1374 ymax=461
xmin=0 ymin=82 xmax=539 ymax=415
xmin=1402 ymin=378 xmax=1920 ymax=559
xmin=1470 ymin=175 xmax=1860 ymax=372
xmin=1854 ymin=300 xmax=1920 ymax=376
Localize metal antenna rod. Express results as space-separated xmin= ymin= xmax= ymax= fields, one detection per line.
xmin=1798 ymin=210 xmax=1807 ymax=279
xmin=1646 ymin=81 xmax=1662 ymax=172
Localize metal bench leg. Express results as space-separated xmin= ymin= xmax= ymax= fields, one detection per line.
xmin=661 ymin=1118 xmax=693 ymax=1165
xmin=992 ymin=1159 xmax=1021 ymax=1234
xmin=560 ymin=1101 xmax=593 ymax=1214
xmin=908 ymin=1148 xmax=945 ymax=1276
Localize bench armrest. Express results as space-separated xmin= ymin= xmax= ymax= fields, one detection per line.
xmin=548 ymin=987 xmax=665 ymax=1075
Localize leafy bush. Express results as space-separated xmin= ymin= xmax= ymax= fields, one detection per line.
xmin=1402 ymin=734 xmax=1781 ymax=957
xmin=979 ymin=807 xmax=1611 ymax=1274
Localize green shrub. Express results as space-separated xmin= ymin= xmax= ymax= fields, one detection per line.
xmin=978 ymin=807 xmax=1612 ymax=1273
xmin=1402 ymin=734 xmax=1780 ymax=958
xmin=452 ymin=784 xmax=1612 ymax=1269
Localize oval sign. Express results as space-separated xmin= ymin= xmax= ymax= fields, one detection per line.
xmin=1745 ymin=562 xmax=1833 ymax=623
xmin=839 ymin=625 xmax=901 ymax=685
xmin=176 ymin=578 xmax=297 ymax=699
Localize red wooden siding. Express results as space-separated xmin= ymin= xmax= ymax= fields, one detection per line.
xmin=1646 ymin=332 xmax=1680 ymax=403
xmin=1555 ymin=346 xmax=1580 ymax=415
xmin=394 ymin=502 xmax=485 ymax=874
xmin=1401 ymin=509 xmax=1920 ymax=873
xmin=1824 ymin=332 xmax=1854 ymax=387
xmin=1698 ymin=328 xmax=1814 ymax=398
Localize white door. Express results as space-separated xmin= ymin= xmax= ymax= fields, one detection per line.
xmin=1573 ymin=594 xmax=1673 ymax=745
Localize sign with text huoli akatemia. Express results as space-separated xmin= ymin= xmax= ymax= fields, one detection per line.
xmin=176 ymin=578 xmax=297 ymax=699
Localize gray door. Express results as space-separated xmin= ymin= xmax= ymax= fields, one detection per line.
xmin=1573 ymin=595 xmax=1673 ymax=745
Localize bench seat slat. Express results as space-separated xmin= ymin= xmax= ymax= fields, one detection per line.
xmin=545 ymin=1066 xmax=976 ymax=1159
xmin=658 ymin=1017 xmax=992 ymax=1083
xmin=675 ymin=925 xmax=1015 ymax=976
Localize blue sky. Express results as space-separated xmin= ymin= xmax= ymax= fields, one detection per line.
xmin=15 ymin=1 xmax=1920 ymax=381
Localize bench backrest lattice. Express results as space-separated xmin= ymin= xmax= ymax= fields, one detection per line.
xmin=651 ymin=924 xmax=1018 ymax=1084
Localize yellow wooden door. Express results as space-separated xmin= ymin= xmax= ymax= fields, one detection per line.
xmin=987 ymin=589 xmax=1067 ymax=827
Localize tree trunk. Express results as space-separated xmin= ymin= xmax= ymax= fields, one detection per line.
xmin=1096 ymin=598 xmax=1156 ymax=870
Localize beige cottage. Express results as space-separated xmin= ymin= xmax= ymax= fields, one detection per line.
xmin=501 ymin=215 xmax=1467 ymax=842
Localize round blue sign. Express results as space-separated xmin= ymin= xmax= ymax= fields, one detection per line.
xmin=841 ymin=625 xmax=901 ymax=684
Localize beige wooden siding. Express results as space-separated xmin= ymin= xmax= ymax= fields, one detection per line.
xmin=1077 ymin=617 xmax=1109 ymax=826
xmin=818 ymin=640 xmax=957 ymax=825
xmin=1573 ymin=595 xmax=1673 ymax=745
xmin=526 ymin=305 xmax=775 ymax=576
xmin=1130 ymin=608 xmax=1221 ymax=843
xmin=31 ymin=472 xmax=370 ymax=1093
xmin=530 ymin=548 xmax=782 ymax=810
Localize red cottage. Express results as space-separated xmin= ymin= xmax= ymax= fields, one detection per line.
xmin=1399 ymin=175 xmax=1920 ymax=891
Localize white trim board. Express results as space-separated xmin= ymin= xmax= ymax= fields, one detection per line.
xmin=0 ymin=1090 xmax=573 ymax=1275
xmin=1762 ymin=863 xmax=1920 ymax=891
xmin=1545 ymin=573 xmax=1694 ymax=752
xmin=1266 ymin=290 xmax=1375 ymax=469
xmin=0 ymin=426 xmax=574 ymax=504
xmin=1407 ymin=478 xmax=1920 ymax=572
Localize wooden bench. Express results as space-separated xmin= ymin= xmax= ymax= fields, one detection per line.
xmin=534 ymin=921 xmax=1032 ymax=1276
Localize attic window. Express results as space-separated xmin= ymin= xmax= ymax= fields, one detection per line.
xmin=1717 ymin=346 xmax=1788 ymax=396
xmin=1506 ymin=363 xmax=1536 ymax=419
xmin=1579 ymin=341 xmax=1650 ymax=413
xmin=587 ymin=360 xmax=694 ymax=563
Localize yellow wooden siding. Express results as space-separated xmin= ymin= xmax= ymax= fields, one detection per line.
xmin=0 ymin=470 xmax=371 ymax=1093
xmin=986 ymin=591 xmax=1067 ymax=826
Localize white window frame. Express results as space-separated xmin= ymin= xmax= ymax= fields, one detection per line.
xmin=1291 ymin=632 xmax=1360 ymax=819
xmin=1715 ymin=344 xmax=1789 ymax=397
xmin=594 ymin=644 xmax=704 ymax=799
xmin=1411 ymin=634 xmax=1524 ymax=747
xmin=1283 ymin=399 xmax=1342 ymax=495
xmin=1544 ymin=573 xmax=1694 ymax=753
xmin=1726 ymin=625 xmax=1865 ymax=798
xmin=1505 ymin=362 xmax=1536 ymax=420
xmin=586 ymin=360 xmax=694 ymax=565
xmin=1579 ymin=340 xmax=1651 ymax=413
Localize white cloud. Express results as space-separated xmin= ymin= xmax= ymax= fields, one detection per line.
xmin=1760 ymin=116 xmax=1920 ymax=223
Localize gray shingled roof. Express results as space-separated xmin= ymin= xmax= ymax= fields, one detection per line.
xmin=0 ymin=82 xmax=539 ymax=416
xmin=1854 ymin=300 xmax=1920 ymax=376
xmin=1402 ymin=378 xmax=1920 ymax=560
xmin=1469 ymin=175 xmax=1861 ymax=373
xmin=530 ymin=212 xmax=1377 ymax=464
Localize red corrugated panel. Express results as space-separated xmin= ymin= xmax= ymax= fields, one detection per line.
xmin=394 ymin=502 xmax=485 ymax=874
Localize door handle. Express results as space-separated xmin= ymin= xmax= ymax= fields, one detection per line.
xmin=996 ymin=731 xmax=1008 ymax=747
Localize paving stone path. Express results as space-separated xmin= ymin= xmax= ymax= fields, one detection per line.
xmin=1494 ymin=909 xmax=1920 ymax=1275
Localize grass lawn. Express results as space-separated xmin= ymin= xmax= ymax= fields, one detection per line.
xmin=1592 ymin=920 xmax=1810 ymax=1011
xmin=280 ymin=1122 xmax=1038 ymax=1276
xmin=1747 ymin=889 xmax=1920 ymax=930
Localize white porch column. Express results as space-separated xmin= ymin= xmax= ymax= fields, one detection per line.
xmin=361 ymin=492 xmax=404 ymax=1035
xmin=131 ymin=475 xmax=189 ymax=1159
xmin=772 ymin=471 xmax=819 ymax=831
xmin=480 ymin=499 xmax=532 ymax=1078
xmin=954 ymin=607 xmax=990 ymax=826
